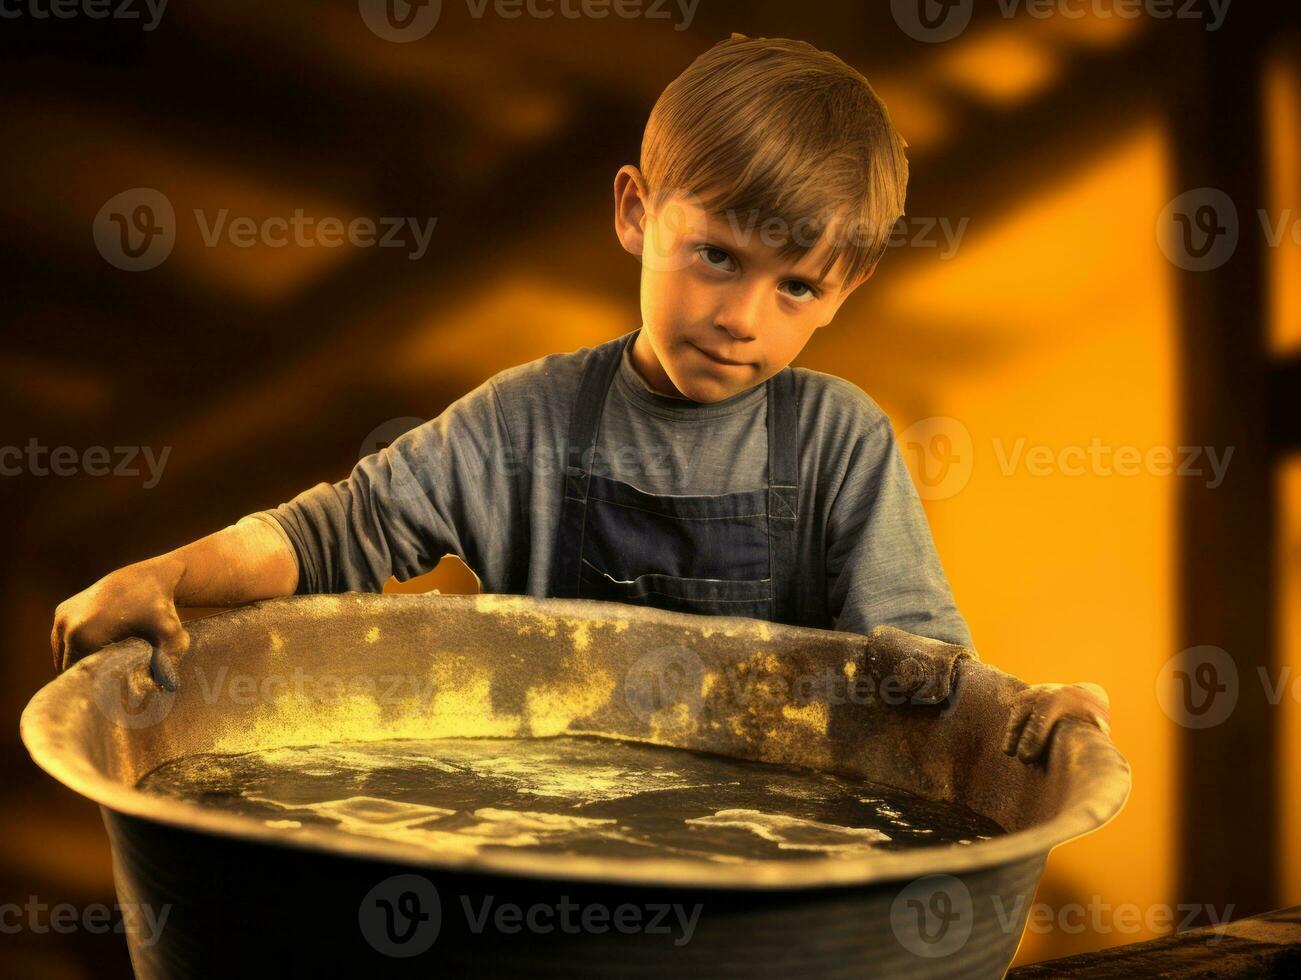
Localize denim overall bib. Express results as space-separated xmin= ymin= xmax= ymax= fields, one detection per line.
xmin=548 ymin=330 xmax=802 ymax=626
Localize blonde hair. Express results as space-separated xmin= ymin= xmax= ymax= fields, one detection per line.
xmin=640 ymin=33 xmax=909 ymax=288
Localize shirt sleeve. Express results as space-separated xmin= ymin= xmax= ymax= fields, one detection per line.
xmin=247 ymin=377 xmax=521 ymax=595
xmin=825 ymin=416 xmax=975 ymax=649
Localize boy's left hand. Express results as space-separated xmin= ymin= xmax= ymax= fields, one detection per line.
xmin=1002 ymin=682 xmax=1111 ymax=764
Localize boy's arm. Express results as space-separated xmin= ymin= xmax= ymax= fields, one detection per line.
xmin=51 ymin=515 xmax=298 ymax=673
xmin=825 ymin=416 xmax=973 ymax=648
xmin=52 ymin=376 xmax=521 ymax=675
xmin=250 ymin=377 xmax=519 ymax=596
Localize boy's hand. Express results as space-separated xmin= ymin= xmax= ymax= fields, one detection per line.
xmin=48 ymin=516 xmax=298 ymax=689
xmin=1002 ymin=682 xmax=1111 ymax=764
xmin=51 ymin=557 xmax=190 ymax=684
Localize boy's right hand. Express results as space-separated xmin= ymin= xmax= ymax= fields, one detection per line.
xmin=51 ymin=557 xmax=190 ymax=678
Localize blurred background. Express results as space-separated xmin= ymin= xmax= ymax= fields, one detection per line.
xmin=2 ymin=0 xmax=1299 ymax=975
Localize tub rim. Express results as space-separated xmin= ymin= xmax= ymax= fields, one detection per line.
xmin=21 ymin=598 xmax=1132 ymax=892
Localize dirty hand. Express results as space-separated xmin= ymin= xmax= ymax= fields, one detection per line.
xmin=50 ymin=557 xmax=190 ymax=684
xmin=1002 ymin=682 xmax=1111 ymax=763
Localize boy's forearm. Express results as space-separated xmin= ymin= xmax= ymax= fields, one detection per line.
xmin=162 ymin=516 xmax=299 ymax=606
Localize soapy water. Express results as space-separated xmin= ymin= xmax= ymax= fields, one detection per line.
xmin=138 ymin=736 xmax=1002 ymax=863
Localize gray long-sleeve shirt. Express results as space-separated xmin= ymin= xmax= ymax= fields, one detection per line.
xmin=250 ymin=335 xmax=974 ymax=647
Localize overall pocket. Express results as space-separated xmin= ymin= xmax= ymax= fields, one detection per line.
xmin=579 ymin=558 xmax=774 ymax=620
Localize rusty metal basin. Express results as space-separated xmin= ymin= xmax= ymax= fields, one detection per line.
xmin=21 ymin=593 xmax=1130 ymax=978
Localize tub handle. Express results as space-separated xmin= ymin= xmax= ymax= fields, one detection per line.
xmin=148 ymin=641 xmax=183 ymax=692
xmin=863 ymin=625 xmax=977 ymax=706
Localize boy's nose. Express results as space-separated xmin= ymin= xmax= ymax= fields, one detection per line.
xmin=714 ymin=282 xmax=765 ymax=340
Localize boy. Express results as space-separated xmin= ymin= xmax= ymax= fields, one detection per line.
xmin=51 ymin=34 xmax=1108 ymax=761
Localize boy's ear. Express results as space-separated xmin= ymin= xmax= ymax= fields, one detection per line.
xmin=613 ymin=165 xmax=650 ymax=257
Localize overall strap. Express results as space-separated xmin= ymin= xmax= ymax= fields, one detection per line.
xmin=548 ymin=331 xmax=634 ymax=598
xmin=766 ymin=367 xmax=802 ymax=625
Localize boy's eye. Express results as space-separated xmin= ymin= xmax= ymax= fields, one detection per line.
xmin=781 ymin=280 xmax=819 ymax=304
xmin=696 ymin=245 xmax=735 ymax=271
xmin=695 ymin=245 xmax=820 ymax=304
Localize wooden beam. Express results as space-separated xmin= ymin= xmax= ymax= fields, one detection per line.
xmin=1165 ymin=10 xmax=1278 ymax=917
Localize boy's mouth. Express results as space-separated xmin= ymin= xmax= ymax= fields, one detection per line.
xmin=689 ymin=342 xmax=750 ymax=368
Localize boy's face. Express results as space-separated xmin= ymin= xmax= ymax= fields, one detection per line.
xmin=614 ymin=165 xmax=872 ymax=403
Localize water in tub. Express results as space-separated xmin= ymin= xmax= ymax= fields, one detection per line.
xmin=137 ymin=736 xmax=1003 ymax=863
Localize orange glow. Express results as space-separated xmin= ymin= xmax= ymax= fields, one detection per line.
xmin=934 ymin=27 xmax=1063 ymax=107
xmin=868 ymin=75 xmax=952 ymax=154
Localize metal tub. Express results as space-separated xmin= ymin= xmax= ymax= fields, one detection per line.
xmin=21 ymin=593 xmax=1130 ymax=978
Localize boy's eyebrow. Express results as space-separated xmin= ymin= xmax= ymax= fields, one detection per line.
xmin=704 ymin=214 xmax=843 ymax=290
